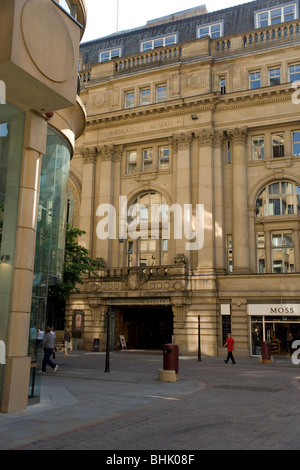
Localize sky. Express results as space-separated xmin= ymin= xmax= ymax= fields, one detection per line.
xmin=81 ymin=0 xmax=250 ymax=43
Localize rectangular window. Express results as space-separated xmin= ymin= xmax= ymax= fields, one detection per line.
xmin=257 ymin=233 xmax=265 ymax=273
xmin=141 ymin=34 xmax=177 ymax=52
xmin=226 ymin=140 xmax=231 ymax=164
xmin=293 ymin=131 xmax=300 ymax=156
xmin=272 ymin=133 xmax=284 ymax=158
xmin=159 ymin=146 xmax=170 ymax=170
xmin=139 ymin=239 xmax=156 ymax=266
xmin=272 ymin=232 xmax=294 ymax=273
xmin=127 ymin=240 xmax=133 ymax=267
xmin=197 ymin=22 xmax=223 ymax=39
xmin=126 ymin=151 xmax=137 ymax=174
xmin=249 ymin=71 xmax=261 ymax=89
xmin=99 ymin=47 xmax=122 ymax=62
xmin=140 ymin=88 xmax=150 ymax=106
xmin=269 ymin=67 xmax=281 ymax=86
xmin=289 ymin=64 xmax=300 ymax=82
xmin=252 ymin=136 xmax=265 ymax=160
xmin=142 ymin=148 xmax=153 ymax=171
xmin=156 ymin=85 xmax=167 ymax=103
xmin=125 ymin=91 xmax=135 ymax=109
xmin=220 ymin=77 xmax=226 ymax=94
xmin=227 ymin=235 xmax=233 ymax=273
xmin=256 ymin=4 xmax=296 ymax=28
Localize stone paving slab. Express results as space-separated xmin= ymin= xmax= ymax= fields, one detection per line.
xmin=0 ymin=351 xmax=299 ymax=450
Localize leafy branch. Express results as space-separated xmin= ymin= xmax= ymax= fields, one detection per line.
xmin=49 ymin=224 xmax=103 ymax=300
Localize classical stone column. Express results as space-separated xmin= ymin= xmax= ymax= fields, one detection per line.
xmin=95 ymin=145 xmax=119 ymax=267
xmin=214 ymin=132 xmax=226 ymax=274
xmin=229 ymin=127 xmax=250 ymax=274
xmin=172 ymin=132 xmax=193 ymax=260
xmin=79 ymin=147 xmax=97 ymax=253
xmin=195 ymin=128 xmax=216 ymax=274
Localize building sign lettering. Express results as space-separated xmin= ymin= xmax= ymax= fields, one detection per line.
xmin=248 ymin=304 xmax=300 ymax=316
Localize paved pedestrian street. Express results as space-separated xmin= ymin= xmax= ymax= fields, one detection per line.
xmin=1 ymin=351 xmax=300 ymax=451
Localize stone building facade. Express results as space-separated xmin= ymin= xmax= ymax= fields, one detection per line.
xmin=68 ymin=0 xmax=300 ymax=357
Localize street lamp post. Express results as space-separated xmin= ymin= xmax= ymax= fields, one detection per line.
xmin=198 ymin=315 xmax=201 ymax=362
xmin=105 ymin=307 xmax=111 ymax=372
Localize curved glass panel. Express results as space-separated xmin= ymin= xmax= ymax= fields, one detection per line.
xmin=28 ymin=128 xmax=71 ymax=402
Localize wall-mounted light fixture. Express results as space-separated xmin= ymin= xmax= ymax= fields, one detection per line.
xmin=0 ymin=255 xmax=10 ymax=263
xmin=191 ymin=114 xmax=198 ymax=120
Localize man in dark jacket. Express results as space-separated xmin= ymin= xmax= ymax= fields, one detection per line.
xmin=42 ymin=327 xmax=58 ymax=373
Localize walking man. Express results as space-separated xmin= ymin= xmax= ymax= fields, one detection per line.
xmin=42 ymin=327 xmax=58 ymax=373
xmin=224 ymin=333 xmax=236 ymax=364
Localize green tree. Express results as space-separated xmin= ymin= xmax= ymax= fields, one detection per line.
xmin=49 ymin=224 xmax=103 ymax=301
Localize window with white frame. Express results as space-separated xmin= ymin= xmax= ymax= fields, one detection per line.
xmin=126 ymin=192 xmax=169 ymax=267
xmin=125 ymin=91 xmax=135 ymax=109
xmin=289 ymin=63 xmax=300 ymax=82
xmin=156 ymin=84 xmax=167 ymax=103
xmin=99 ymin=47 xmax=122 ymax=62
xmin=140 ymin=87 xmax=151 ymax=106
xmin=141 ymin=34 xmax=178 ymax=52
xmin=256 ymin=230 xmax=295 ymax=273
xmin=142 ymin=148 xmax=153 ymax=171
xmin=269 ymin=67 xmax=281 ymax=86
xmin=271 ymin=232 xmax=294 ymax=273
xmin=249 ymin=71 xmax=261 ymax=89
xmin=159 ymin=146 xmax=170 ymax=170
xmin=126 ymin=151 xmax=137 ymax=174
xmin=255 ymin=3 xmax=297 ymax=28
xmin=220 ymin=77 xmax=226 ymax=94
xmin=252 ymin=136 xmax=265 ymax=160
xmin=293 ymin=131 xmax=300 ymax=156
xmin=124 ymin=143 xmax=171 ymax=175
xmin=197 ymin=22 xmax=223 ymax=39
xmin=272 ymin=133 xmax=285 ymax=158
xmin=257 ymin=233 xmax=266 ymax=273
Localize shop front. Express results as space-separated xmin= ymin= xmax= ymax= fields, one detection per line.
xmin=248 ymin=303 xmax=300 ymax=356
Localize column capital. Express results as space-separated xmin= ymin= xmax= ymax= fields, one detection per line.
xmin=98 ymin=144 xmax=121 ymax=162
xmin=80 ymin=146 xmax=98 ymax=164
xmin=227 ymin=127 xmax=248 ymax=146
xmin=195 ymin=128 xmax=216 ymax=148
xmin=171 ymin=132 xmax=193 ymax=151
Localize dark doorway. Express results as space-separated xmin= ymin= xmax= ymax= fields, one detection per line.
xmin=122 ymin=305 xmax=173 ymax=349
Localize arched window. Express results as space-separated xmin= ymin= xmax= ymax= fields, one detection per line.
xmin=255 ymin=181 xmax=300 ymax=273
xmin=126 ymin=191 xmax=169 ymax=267
xmin=256 ymin=181 xmax=300 ymax=217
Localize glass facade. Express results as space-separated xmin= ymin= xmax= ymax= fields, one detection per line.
xmin=0 ymin=104 xmax=25 ymax=402
xmin=28 ymin=127 xmax=71 ymax=402
xmin=250 ymin=314 xmax=300 ymax=356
